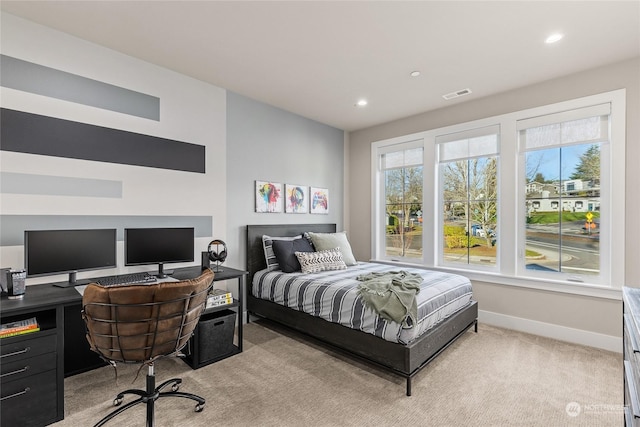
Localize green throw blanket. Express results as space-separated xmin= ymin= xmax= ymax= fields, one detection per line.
xmin=356 ymin=270 xmax=422 ymax=328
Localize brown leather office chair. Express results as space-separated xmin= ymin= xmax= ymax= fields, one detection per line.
xmin=82 ymin=268 xmax=214 ymax=427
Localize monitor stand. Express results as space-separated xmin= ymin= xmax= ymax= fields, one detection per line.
xmin=155 ymin=263 xmax=174 ymax=279
xmin=52 ymin=272 xmax=91 ymax=288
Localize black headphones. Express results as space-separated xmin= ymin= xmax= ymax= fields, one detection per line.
xmin=207 ymin=239 xmax=227 ymax=263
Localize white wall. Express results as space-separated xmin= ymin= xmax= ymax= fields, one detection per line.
xmin=0 ymin=13 xmax=227 ymax=284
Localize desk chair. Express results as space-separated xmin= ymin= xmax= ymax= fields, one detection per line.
xmin=82 ymin=268 xmax=214 ymax=427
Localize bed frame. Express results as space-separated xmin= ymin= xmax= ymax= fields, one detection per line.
xmin=246 ymin=224 xmax=478 ymax=396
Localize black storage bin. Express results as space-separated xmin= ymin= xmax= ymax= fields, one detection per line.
xmin=185 ymin=309 xmax=236 ymax=368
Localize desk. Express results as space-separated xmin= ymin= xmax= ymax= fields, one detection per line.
xmin=0 ymin=265 xmax=246 ymax=427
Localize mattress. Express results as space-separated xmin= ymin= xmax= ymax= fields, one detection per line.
xmin=252 ymin=262 xmax=473 ymax=344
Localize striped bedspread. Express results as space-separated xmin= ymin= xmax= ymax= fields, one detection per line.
xmin=252 ymin=262 xmax=473 ymax=344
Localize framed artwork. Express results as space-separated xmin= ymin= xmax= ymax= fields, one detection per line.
xmin=310 ymin=187 xmax=329 ymax=214
xmin=255 ymin=180 xmax=283 ymax=213
xmin=285 ymin=184 xmax=308 ymax=213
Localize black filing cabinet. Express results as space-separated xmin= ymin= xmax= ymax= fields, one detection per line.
xmin=0 ymin=304 xmax=64 ymax=427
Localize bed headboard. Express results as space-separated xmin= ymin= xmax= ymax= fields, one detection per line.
xmin=246 ymin=223 xmax=337 ymax=283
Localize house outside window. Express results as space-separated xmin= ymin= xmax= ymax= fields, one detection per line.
xmin=518 ymin=103 xmax=610 ymax=282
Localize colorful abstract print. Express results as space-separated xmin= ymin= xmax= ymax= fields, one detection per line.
xmin=286 ymin=185 xmax=307 ymax=213
xmin=310 ymin=187 xmax=328 ymax=214
xmin=256 ymin=181 xmax=282 ymax=213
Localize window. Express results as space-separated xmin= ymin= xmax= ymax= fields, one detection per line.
xmin=371 ymin=90 xmax=625 ymax=294
xmin=518 ymin=104 xmax=609 ymax=281
xmin=379 ymin=143 xmax=423 ymax=259
xmin=437 ymin=126 xmax=499 ymax=268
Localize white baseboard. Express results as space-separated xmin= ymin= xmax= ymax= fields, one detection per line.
xmin=478 ymin=310 xmax=622 ymax=353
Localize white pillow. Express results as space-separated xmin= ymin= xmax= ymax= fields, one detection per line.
xmin=262 ymin=234 xmax=303 ymax=271
xmin=305 ymin=231 xmax=357 ymax=266
xmin=295 ymin=248 xmax=347 ymax=274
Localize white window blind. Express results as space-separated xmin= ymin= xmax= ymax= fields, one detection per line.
xmin=436 ymin=125 xmax=500 ymax=162
xmin=381 ymin=146 xmax=423 ymax=169
xmin=518 ymin=103 xmax=611 ymax=150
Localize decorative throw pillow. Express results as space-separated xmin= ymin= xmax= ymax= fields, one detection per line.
xmin=295 ymin=248 xmax=347 ymax=274
xmin=305 ymin=231 xmax=357 ymax=266
xmin=262 ymin=234 xmax=303 ymax=271
xmin=272 ymin=237 xmax=315 ymax=273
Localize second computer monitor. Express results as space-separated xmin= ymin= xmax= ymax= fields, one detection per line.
xmin=124 ymin=227 xmax=195 ymax=278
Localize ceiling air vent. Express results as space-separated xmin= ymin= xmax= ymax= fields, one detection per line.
xmin=442 ymin=88 xmax=472 ymax=100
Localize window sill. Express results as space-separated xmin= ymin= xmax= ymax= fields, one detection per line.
xmin=369 ymin=259 xmax=622 ymax=301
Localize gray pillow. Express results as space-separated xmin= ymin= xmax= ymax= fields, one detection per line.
xmin=306 ymin=231 xmax=357 ymax=266
xmin=272 ymin=237 xmax=314 ymax=273
xmin=262 ymin=234 xmax=303 ymax=271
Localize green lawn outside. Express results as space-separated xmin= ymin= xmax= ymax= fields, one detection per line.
xmin=527 ymin=211 xmax=600 ymax=224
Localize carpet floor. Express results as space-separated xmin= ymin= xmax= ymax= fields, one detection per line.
xmin=53 ymin=321 xmax=622 ymax=426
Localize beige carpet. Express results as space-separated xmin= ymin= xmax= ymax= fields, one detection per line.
xmin=54 ymin=321 xmax=622 ymax=426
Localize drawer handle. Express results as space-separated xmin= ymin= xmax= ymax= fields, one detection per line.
xmin=0 ymin=366 xmax=29 ymax=378
xmin=0 ymin=387 xmax=30 ymax=401
xmin=626 ymin=314 xmax=640 ymax=353
xmin=0 ymin=347 xmax=31 ymax=359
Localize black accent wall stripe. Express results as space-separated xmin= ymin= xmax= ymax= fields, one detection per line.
xmin=0 ymin=108 xmax=206 ymax=173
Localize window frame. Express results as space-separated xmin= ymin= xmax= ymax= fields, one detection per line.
xmin=516 ymin=103 xmax=613 ymax=287
xmin=371 ymin=89 xmax=625 ymax=299
xmin=372 ymin=139 xmax=425 ymax=263
xmin=436 ymin=125 xmax=500 ymax=272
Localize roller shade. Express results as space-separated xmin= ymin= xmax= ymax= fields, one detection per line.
xmin=436 ymin=125 xmax=499 ymax=162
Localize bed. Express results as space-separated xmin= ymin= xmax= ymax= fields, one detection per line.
xmin=246 ymin=223 xmax=478 ymax=396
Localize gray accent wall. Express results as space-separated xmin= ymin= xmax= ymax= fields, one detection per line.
xmin=226 ymin=92 xmax=345 ymax=271
xmin=0 ymin=54 xmax=160 ymax=120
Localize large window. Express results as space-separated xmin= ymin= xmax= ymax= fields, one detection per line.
xmin=518 ymin=105 xmax=609 ymax=282
xmin=437 ymin=126 xmax=499 ymax=268
xmin=371 ymin=90 xmax=625 ymax=295
xmin=379 ymin=143 xmax=423 ymax=259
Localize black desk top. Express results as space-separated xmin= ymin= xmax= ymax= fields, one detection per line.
xmin=0 ymin=283 xmax=81 ymax=316
xmin=172 ymin=265 xmax=247 ymax=281
xmin=0 ymin=265 xmax=247 ymax=316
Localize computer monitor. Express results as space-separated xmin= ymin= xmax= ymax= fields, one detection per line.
xmin=125 ymin=227 xmax=194 ymax=278
xmin=24 ymin=229 xmax=117 ymax=286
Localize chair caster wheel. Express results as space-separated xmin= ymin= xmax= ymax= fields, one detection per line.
xmin=195 ymin=403 xmax=205 ymax=412
xmin=113 ymin=397 xmax=123 ymax=406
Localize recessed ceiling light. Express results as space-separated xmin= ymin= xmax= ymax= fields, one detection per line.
xmin=410 ymin=71 xmax=421 ymax=77
xmin=545 ymin=33 xmax=564 ymax=44
xmin=356 ymin=99 xmax=368 ymax=107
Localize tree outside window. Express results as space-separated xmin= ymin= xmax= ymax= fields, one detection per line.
xmin=438 ymin=128 xmax=499 ymax=268
xmin=382 ymin=147 xmax=423 ymax=259
xmin=442 ymin=157 xmax=498 ymax=266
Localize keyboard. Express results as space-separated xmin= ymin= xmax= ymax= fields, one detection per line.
xmin=94 ymin=272 xmax=157 ymax=287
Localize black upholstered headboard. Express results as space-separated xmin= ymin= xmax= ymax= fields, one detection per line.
xmin=246 ymin=223 xmax=336 ymax=283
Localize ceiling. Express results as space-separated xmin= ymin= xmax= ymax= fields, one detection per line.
xmin=1 ymin=1 xmax=639 ymax=132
